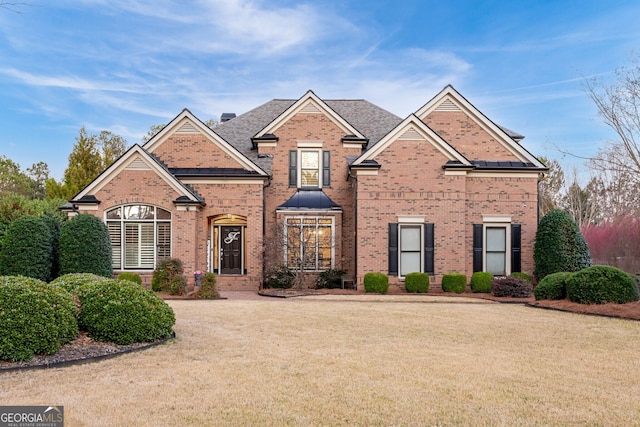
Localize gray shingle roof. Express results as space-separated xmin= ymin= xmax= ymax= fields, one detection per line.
xmin=213 ymin=98 xmax=402 ymax=174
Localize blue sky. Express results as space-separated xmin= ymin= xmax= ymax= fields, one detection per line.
xmin=0 ymin=0 xmax=638 ymax=180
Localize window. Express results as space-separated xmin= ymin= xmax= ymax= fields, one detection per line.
xmin=285 ymin=217 xmax=333 ymax=271
xmin=106 ymin=205 xmax=171 ymax=270
xmin=289 ymin=150 xmax=330 ymax=188
xmin=473 ymin=222 xmax=521 ymax=275
xmin=388 ymin=222 xmax=434 ymax=276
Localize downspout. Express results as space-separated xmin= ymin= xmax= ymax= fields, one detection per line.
xmin=348 ymin=170 xmax=358 ymax=290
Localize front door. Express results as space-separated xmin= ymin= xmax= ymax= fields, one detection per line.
xmin=220 ymin=226 xmax=242 ymax=275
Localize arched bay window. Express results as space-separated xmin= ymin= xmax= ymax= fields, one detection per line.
xmin=106 ymin=205 xmax=171 ymax=270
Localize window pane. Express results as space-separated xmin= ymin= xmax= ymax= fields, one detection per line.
xmin=123 ymin=205 xmax=154 ymax=220
xmin=301 ymin=151 xmax=319 ymax=168
xmin=400 ymin=253 xmax=421 ymax=276
xmin=124 ymin=223 xmax=139 ymax=268
xmin=400 ymin=226 xmax=421 ymax=251
xmin=301 ymin=170 xmax=319 ymax=186
xmin=486 ymin=253 xmax=506 ymax=276
xmin=108 ymin=222 xmax=121 ymax=269
xmin=106 ymin=207 xmax=121 ymax=219
xmin=140 ymin=223 xmax=154 ymax=268
xmin=486 ymin=227 xmax=506 ymax=251
xmin=157 ymin=208 xmax=171 ymax=219
xmin=157 ymin=222 xmax=171 ymax=262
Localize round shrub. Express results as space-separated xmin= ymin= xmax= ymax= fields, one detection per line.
xmin=470 ymin=272 xmax=492 ymax=293
xmin=534 ymin=272 xmax=573 ymax=300
xmin=441 ymin=273 xmax=466 ymax=293
xmin=195 ymin=272 xmax=219 ymax=299
xmin=117 ymin=272 xmax=142 ymax=285
xmin=364 ymin=272 xmax=389 ymax=294
xmin=50 ymin=272 xmax=110 ymax=295
xmin=264 ymin=265 xmax=295 ymax=289
xmin=491 ymin=276 xmax=533 ymax=298
xmin=59 ymin=214 xmax=112 ymax=278
xmin=0 ymin=215 xmax=52 ymax=281
xmin=152 ymin=258 xmax=185 ymax=293
xmin=405 ymin=272 xmax=430 ymax=293
xmin=566 ymin=265 xmax=639 ymax=304
xmin=0 ymin=276 xmax=78 ymax=362
xmin=534 ymin=209 xmax=591 ymax=281
xmin=78 ymin=279 xmax=175 ymax=345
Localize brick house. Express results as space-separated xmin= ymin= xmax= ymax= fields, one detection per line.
xmin=69 ymin=85 xmax=547 ymax=290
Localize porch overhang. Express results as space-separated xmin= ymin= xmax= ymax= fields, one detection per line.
xmin=276 ymin=189 xmax=342 ymax=211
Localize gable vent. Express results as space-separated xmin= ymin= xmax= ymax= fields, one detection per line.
xmin=300 ymin=102 xmax=321 ymax=114
xmin=176 ymin=121 xmax=199 ymax=133
xmin=126 ymin=157 xmax=151 ymax=171
xmin=435 ymin=99 xmax=461 ymax=112
xmin=399 ymin=127 xmax=425 ymax=140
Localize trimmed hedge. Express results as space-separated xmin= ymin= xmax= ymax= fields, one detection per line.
xmin=534 ymin=272 xmax=573 ymax=300
xmin=0 ymin=215 xmax=52 ymax=281
xmin=0 ymin=276 xmax=78 ymax=362
xmin=50 ymin=272 xmax=110 ymax=295
xmin=59 ymin=214 xmax=112 ymax=278
xmin=117 ymin=272 xmax=142 ymax=285
xmin=41 ymin=214 xmax=61 ymax=281
xmin=194 ymin=272 xmax=219 ymax=299
xmin=442 ymin=273 xmax=466 ymax=293
xmin=364 ymin=272 xmax=389 ymax=294
xmin=534 ymin=209 xmax=591 ymax=281
xmin=78 ymin=279 xmax=175 ymax=345
xmin=405 ymin=272 xmax=430 ymax=293
xmin=491 ymin=276 xmax=532 ymax=298
xmin=470 ymin=272 xmax=492 ymax=293
xmin=566 ymin=265 xmax=639 ymax=304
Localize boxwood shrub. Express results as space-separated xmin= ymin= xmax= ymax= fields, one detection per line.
xmin=78 ymin=279 xmax=175 ymax=345
xmin=405 ymin=272 xmax=430 ymax=293
xmin=364 ymin=272 xmax=389 ymax=294
xmin=566 ymin=265 xmax=639 ymax=304
xmin=491 ymin=276 xmax=533 ymax=298
xmin=59 ymin=214 xmax=112 ymax=278
xmin=50 ymin=272 xmax=110 ymax=295
xmin=470 ymin=272 xmax=492 ymax=293
xmin=441 ymin=273 xmax=466 ymax=293
xmin=0 ymin=276 xmax=78 ymax=362
xmin=117 ymin=272 xmax=142 ymax=285
xmin=0 ymin=215 xmax=52 ymax=281
xmin=534 ymin=271 xmax=573 ymax=300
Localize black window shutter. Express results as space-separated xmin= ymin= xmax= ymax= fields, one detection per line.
xmin=473 ymin=224 xmax=483 ymax=273
xmin=322 ymin=151 xmax=330 ymax=187
xmin=388 ymin=223 xmax=398 ymax=276
xmin=424 ymin=223 xmax=434 ymax=274
xmin=289 ymin=150 xmax=297 ymax=187
xmin=511 ymin=224 xmax=522 ymax=273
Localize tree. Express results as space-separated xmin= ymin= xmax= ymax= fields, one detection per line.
xmin=538 ymin=156 xmax=565 ymax=216
xmin=25 ymin=161 xmax=50 ymax=199
xmin=584 ymin=54 xmax=640 ymax=176
xmin=534 ymin=209 xmax=591 ymax=281
xmin=561 ymin=171 xmax=600 ymax=229
xmin=47 ymin=127 xmax=128 ymax=199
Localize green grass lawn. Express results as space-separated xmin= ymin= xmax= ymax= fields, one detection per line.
xmin=2 ymin=298 xmax=640 ymax=426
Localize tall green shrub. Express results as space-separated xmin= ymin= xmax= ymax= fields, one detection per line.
xmin=59 ymin=214 xmax=112 ymax=278
xmin=151 ymin=258 xmax=186 ymax=294
xmin=534 ymin=209 xmax=591 ymax=281
xmin=441 ymin=273 xmax=466 ymax=293
xmin=0 ymin=215 xmax=52 ymax=281
xmin=195 ymin=272 xmax=219 ymax=299
xmin=566 ymin=265 xmax=639 ymax=304
xmin=364 ymin=272 xmax=389 ymax=294
xmin=41 ymin=214 xmax=62 ymax=281
xmin=405 ymin=272 xmax=430 ymax=293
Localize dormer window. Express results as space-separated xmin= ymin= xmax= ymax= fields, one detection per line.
xmin=289 ymin=149 xmax=330 ymax=188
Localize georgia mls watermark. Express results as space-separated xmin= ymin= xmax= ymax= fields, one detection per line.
xmin=0 ymin=406 xmax=64 ymax=427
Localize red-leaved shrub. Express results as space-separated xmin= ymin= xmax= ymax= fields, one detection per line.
xmin=582 ymin=216 xmax=640 ymax=274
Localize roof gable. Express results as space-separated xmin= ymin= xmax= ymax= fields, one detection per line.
xmin=415 ymin=85 xmax=545 ymax=168
xmin=73 ymin=145 xmax=202 ymax=203
xmin=143 ymin=109 xmax=267 ymax=176
xmin=254 ymin=90 xmax=366 ymax=139
xmin=352 ymin=114 xmax=471 ymax=166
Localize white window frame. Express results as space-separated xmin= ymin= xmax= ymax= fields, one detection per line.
xmin=482 ymin=215 xmax=511 ymax=276
xmin=284 ymin=216 xmax=335 ymax=271
xmin=297 ymin=149 xmax=324 ymax=189
xmin=106 ymin=205 xmax=171 ymax=270
xmin=399 ymin=223 xmax=424 ymax=278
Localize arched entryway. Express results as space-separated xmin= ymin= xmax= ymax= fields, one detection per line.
xmin=209 ymin=214 xmax=247 ymax=275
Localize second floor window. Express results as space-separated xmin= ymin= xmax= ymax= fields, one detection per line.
xmin=289 ymin=150 xmax=330 ymax=188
